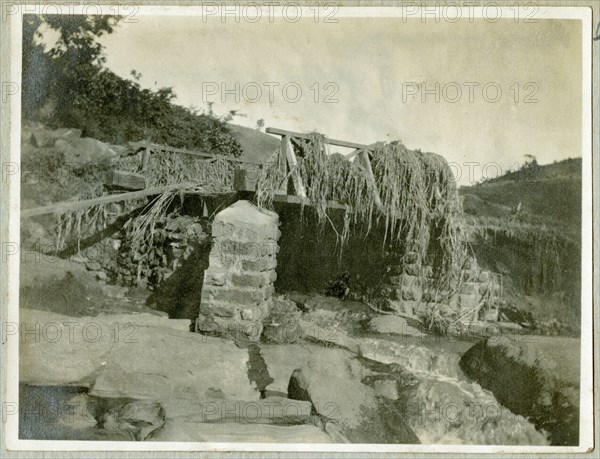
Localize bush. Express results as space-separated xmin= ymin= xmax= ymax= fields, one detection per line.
xmin=22 ymin=15 xmax=242 ymax=157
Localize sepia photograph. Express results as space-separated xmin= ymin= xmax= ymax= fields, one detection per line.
xmin=1 ymin=2 xmax=596 ymax=454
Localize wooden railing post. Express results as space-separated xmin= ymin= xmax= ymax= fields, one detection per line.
xmin=277 ymin=136 xmax=288 ymax=193
xmin=284 ymin=137 xmax=306 ymax=198
xmin=141 ymin=146 xmax=151 ymax=171
xmin=358 ymin=150 xmax=383 ymax=211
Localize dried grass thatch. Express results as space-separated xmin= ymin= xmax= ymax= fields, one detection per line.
xmin=118 ymin=150 xmax=235 ymax=188
xmin=53 ymin=149 xmax=235 ymax=255
xmin=256 ymin=132 xmax=468 ymax=285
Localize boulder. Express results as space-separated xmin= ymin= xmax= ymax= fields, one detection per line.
xmin=368 ymin=315 xmax=422 ymax=337
xmin=54 ymin=137 xmax=119 ymax=165
xmin=403 ymin=377 xmax=549 ymax=445
xmin=459 ymin=336 xmax=579 ymax=445
xmin=85 ymin=261 xmax=102 ymax=271
xmin=19 ymin=309 xmax=258 ymax=401
xmin=151 ymin=421 xmax=333 ymax=443
xmin=299 ymin=319 xmax=359 ymax=353
xmin=287 ymin=368 xmax=419 ymax=444
xmin=358 ymin=337 xmax=462 ymax=378
xmin=99 ymin=400 xmax=165 ymax=441
xmin=30 ymin=127 xmax=82 ymax=148
xmin=159 ymin=396 xmax=312 ymax=425
xmin=89 ymin=328 xmax=258 ymax=401
xmin=261 ymin=296 xmax=302 ymax=343
xmin=372 ymin=379 xmax=399 ymax=400
xmin=260 ymin=344 xmax=365 ymax=394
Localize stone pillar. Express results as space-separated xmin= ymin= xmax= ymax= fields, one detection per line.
xmin=196 ymin=200 xmax=279 ymax=341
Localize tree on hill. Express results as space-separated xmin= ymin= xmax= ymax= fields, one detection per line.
xmin=21 ymin=14 xmax=242 ymax=156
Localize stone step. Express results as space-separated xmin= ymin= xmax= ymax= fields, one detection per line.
xmin=151 ymin=421 xmax=333 ymax=443
xmin=160 ymin=396 xmax=312 ymax=425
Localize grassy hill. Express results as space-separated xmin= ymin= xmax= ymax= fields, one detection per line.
xmin=459 ymin=158 xmax=582 ymax=334
xmin=460 ymin=158 xmax=581 ymax=235
xmin=227 ymin=124 xmax=280 ymax=164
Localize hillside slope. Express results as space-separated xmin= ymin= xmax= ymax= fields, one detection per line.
xmin=227 ymin=124 xmax=280 ymax=164
xmin=459 ymin=158 xmax=582 ymax=335
xmin=460 ymin=158 xmax=581 ymax=235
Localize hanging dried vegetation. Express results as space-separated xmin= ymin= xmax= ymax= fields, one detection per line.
xmin=256 ymin=132 xmax=468 ymax=285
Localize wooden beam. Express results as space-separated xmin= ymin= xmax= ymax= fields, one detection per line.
xmin=278 ymin=137 xmax=289 ymax=193
xmin=266 ymin=127 xmax=373 ymax=151
xmin=283 ymin=137 xmax=307 ymax=198
xmin=128 ymin=141 xmax=262 ymax=166
xmin=21 ymin=182 xmax=200 ymax=218
xmin=141 ymin=148 xmax=151 ymax=171
xmin=357 ymin=150 xmax=384 ymax=211
xmin=344 ymin=148 xmax=363 ymax=160
xmin=105 ymin=170 xmax=147 ymax=191
xmin=271 ymin=194 xmax=348 ymax=210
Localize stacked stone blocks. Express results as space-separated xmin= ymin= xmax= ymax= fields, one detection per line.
xmin=384 ymin=262 xmax=501 ymax=322
xmin=197 ymin=200 xmax=280 ymax=341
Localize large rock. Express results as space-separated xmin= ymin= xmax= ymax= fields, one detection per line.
xmin=19 ymin=310 xmax=115 ymax=386
xmin=287 ymin=368 xmax=419 ymax=444
xmin=403 ymin=377 xmax=549 ymax=445
xmin=260 ymin=344 xmax=366 ymax=394
xmin=459 ymin=336 xmax=579 ymax=445
xmin=151 ymin=421 xmax=333 ymax=443
xmin=368 ymin=315 xmax=422 ymax=336
xmin=19 ymin=309 xmax=258 ymax=401
xmin=54 ymin=137 xmax=119 ymax=165
xmin=98 ymin=400 xmax=165 ymax=441
xmin=261 ymin=296 xmax=302 ymax=343
xmin=358 ymin=337 xmax=462 ymax=378
xmin=159 ymin=396 xmax=312 ymax=425
xmin=299 ymin=319 xmax=359 ymax=353
xmin=90 ymin=330 xmax=257 ymax=401
xmin=30 ymin=127 xmax=82 ymax=148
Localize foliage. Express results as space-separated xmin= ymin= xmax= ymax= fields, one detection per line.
xmin=21 ymin=14 xmax=242 ymax=156
xmin=21 ymin=145 xmax=111 ymax=207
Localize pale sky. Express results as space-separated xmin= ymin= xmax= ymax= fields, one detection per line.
xmin=94 ymin=15 xmax=582 ymax=184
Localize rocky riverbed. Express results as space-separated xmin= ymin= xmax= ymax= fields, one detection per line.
xmin=17 ymin=255 xmax=580 ymax=445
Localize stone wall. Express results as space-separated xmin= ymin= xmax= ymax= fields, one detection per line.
xmin=381 ymin=263 xmax=426 ymax=316
xmin=196 ymin=200 xmax=280 ymax=341
xmin=382 ymin=263 xmax=501 ymax=322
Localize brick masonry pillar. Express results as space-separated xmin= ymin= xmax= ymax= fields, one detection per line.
xmin=196 ymin=200 xmax=280 ymax=341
